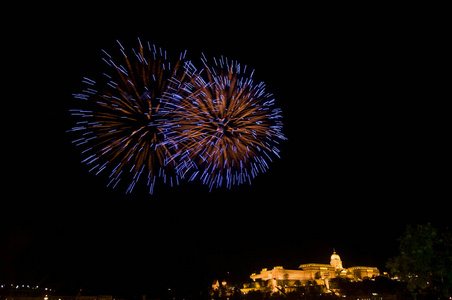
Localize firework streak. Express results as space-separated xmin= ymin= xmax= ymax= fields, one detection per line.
xmin=167 ymin=54 xmax=286 ymax=190
xmin=70 ymin=39 xmax=286 ymax=193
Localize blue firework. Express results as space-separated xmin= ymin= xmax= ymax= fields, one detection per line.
xmin=69 ymin=39 xmax=188 ymax=194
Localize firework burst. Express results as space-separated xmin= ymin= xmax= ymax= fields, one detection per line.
xmin=69 ymin=39 xmax=188 ymax=194
xmin=168 ymin=54 xmax=286 ymax=190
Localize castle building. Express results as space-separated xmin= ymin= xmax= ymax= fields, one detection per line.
xmin=242 ymin=250 xmax=380 ymax=294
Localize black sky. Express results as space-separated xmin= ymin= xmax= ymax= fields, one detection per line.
xmin=3 ymin=3 xmax=449 ymax=299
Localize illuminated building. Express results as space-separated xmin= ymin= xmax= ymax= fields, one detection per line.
xmin=242 ymin=250 xmax=380 ymax=294
xmin=211 ymin=280 xmax=235 ymax=297
xmin=347 ymin=266 xmax=380 ymax=280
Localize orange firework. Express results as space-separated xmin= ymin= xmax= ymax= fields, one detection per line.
xmin=168 ymin=54 xmax=286 ymax=190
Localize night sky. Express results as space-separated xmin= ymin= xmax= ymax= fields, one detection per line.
xmin=4 ymin=4 xmax=449 ymax=299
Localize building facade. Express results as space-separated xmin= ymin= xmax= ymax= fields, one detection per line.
xmin=242 ymin=250 xmax=380 ymax=294
xmin=347 ymin=266 xmax=381 ymax=280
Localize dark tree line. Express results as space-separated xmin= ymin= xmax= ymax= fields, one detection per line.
xmin=386 ymin=223 xmax=452 ymax=299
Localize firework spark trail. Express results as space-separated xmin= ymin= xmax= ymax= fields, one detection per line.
xmin=69 ymin=39 xmax=188 ymax=194
xmin=70 ymin=39 xmax=286 ymax=194
xmin=167 ymin=54 xmax=286 ymax=190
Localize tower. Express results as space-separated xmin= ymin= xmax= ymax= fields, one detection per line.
xmin=330 ymin=249 xmax=343 ymax=269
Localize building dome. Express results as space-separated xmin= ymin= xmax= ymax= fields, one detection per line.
xmin=330 ymin=250 xmax=343 ymax=269
xmin=331 ymin=252 xmax=340 ymax=260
